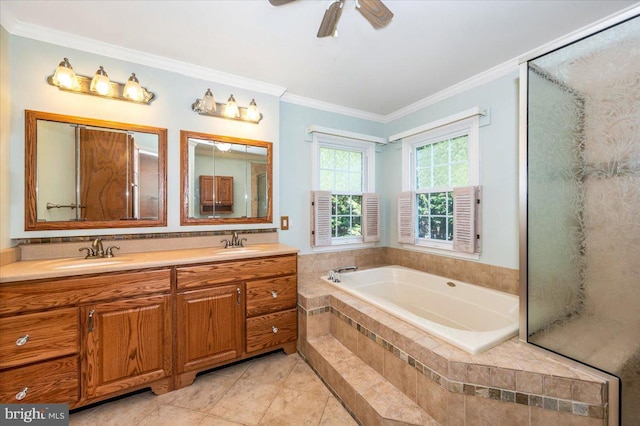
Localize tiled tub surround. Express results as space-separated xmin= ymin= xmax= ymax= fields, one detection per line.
xmin=298 ymin=273 xmax=609 ymax=425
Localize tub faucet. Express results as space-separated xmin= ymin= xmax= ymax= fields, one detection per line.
xmin=328 ymin=266 xmax=357 ymax=283
xmin=335 ymin=265 xmax=358 ymax=274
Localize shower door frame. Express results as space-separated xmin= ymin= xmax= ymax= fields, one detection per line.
xmin=517 ymin=6 xmax=640 ymax=426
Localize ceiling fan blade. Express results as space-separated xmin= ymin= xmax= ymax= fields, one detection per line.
xmin=268 ymin=0 xmax=296 ymax=5
xmin=317 ymin=0 xmax=344 ymax=38
xmin=356 ymin=0 xmax=393 ymax=29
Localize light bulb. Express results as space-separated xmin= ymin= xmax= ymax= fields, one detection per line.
xmin=246 ymin=99 xmax=260 ymax=122
xmin=90 ymin=66 xmax=112 ymax=96
xmin=215 ymin=142 xmax=232 ymax=152
xmin=52 ymin=58 xmax=78 ymax=89
xmin=123 ymin=73 xmax=144 ymax=102
xmin=224 ymin=94 xmax=240 ymax=118
xmin=202 ymin=88 xmax=216 ymax=112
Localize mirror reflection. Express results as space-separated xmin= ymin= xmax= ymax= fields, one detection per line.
xmin=180 ymin=130 xmax=272 ymax=225
xmin=25 ymin=110 xmax=167 ymax=230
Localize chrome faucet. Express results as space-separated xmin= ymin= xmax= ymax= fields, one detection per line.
xmin=91 ymin=238 xmax=104 ymax=257
xmin=221 ymin=231 xmax=247 ymax=249
xmin=328 ymin=265 xmax=357 ymax=283
xmin=79 ymin=238 xmax=120 ymax=259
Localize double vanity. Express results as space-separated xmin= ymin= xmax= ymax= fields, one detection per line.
xmin=0 ymin=243 xmax=298 ymax=409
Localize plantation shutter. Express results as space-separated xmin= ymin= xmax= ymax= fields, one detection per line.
xmin=362 ymin=193 xmax=380 ymax=243
xmin=397 ymin=191 xmax=414 ymax=244
xmin=453 ymin=186 xmax=482 ymax=253
xmin=311 ymin=191 xmax=332 ymax=247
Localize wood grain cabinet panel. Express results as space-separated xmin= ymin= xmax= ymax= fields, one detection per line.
xmin=246 ymin=308 xmax=297 ymax=353
xmin=0 ymin=307 xmax=78 ymax=369
xmin=177 ymin=255 xmax=296 ymax=290
xmin=177 ymin=284 xmax=244 ymax=374
xmin=246 ymin=276 xmax=297 ymax=317
xmin=82 ymin=295 xmax=172 ymax=399
xmin=0 ymin=355 xmax=78 ymax=404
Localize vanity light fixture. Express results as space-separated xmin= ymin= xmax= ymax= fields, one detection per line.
xmin=47 ymin=57 xmax=156 ymax=104
xmin=52 ymin=58 xmax=79 ymax=90
xmin=123 ymin=73 xmax=144 ymax=102
xmin=215 ymin=142 xmax=232 ymax=152
xmin=224 ymin=94 xmax=240 ymax=119
xmin=90 ymin=66 xmax=112 ymax=96
xmin=192 ymin=89 xmax=262 ymax=124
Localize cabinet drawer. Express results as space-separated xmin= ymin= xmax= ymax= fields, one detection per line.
xmin=177 ymin=255 xmax=297 ymax=290
xmin=246 ymin=275 xmax=297 ymax=317
xmin=246 ymin=308 xmax=297 ymax=353
xmin=0 ymin=307 xmax=78 ymax=369
xmin=0 ymin=269 xmax=171 ymax=316
xmin=0 ymin=355 xmax=78 ymax=404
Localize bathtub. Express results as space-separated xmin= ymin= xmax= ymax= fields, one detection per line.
xmin=321 ymin=266 xmax=519 ymax=354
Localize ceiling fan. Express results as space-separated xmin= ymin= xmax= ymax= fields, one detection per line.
xmin=269 ymin=0 xmax=394 ymax=38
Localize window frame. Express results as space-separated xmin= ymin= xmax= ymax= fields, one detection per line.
xmin=312 ymin=133 xmax=376 ymax=247
xmin=401 ymin=115 xmax=479 ymax=252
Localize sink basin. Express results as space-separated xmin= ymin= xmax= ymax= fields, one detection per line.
xmin=50 ymin=258 xmax=131 ymax=270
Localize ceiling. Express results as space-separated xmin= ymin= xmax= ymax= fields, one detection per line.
xmin=1 ymin=0 xmax=638 ymax=117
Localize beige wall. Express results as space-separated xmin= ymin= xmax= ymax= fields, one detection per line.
xmin=0 ymin=25 xmax=11 ymax=249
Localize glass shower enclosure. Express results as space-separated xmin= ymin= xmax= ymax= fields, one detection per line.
xmin=521 ymin=15 xmax=639 ymax=425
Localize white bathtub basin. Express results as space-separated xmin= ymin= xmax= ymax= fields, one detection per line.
xmin=322 ymin=265 xmax=519 ymax=354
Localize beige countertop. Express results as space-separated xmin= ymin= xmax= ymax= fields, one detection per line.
xmin=0 ymin=243 xmax=299 ymax=283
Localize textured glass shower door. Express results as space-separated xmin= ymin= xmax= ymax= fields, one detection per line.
xmin=525 ymin=16 xmax=640 ymax=425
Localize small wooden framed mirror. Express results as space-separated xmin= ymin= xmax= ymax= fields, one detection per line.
xmin=180 ymin=130 xmax=273 ymax=225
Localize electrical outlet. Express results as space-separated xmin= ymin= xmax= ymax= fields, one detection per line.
xmin=280 ymin=216 xmax=289 ymax=230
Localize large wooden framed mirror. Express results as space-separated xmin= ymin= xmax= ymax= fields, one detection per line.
xmin=180 ymin=130 xmax=272 ymax=225
xmin=25 ymin=110 xmax=167 ymax=230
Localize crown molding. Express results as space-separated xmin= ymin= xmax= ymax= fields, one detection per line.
xmin=384 ymin=60 xmax=518 ymax=123
xmin=279 ymin=92 xmax=386 ymax=123
xmin=6 ymin=19 xmax=287 ymax=97
xmin=0 ymin=7 xmax=17 ymax=33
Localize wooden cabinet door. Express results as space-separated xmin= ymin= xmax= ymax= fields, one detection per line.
xmin=177 ymin=284 xmax=243 ymax=373
xmin=80 ymin=128 xmax=133 ymax=221
xmin=199 ymin=175 xmax=214 ymax=205
xmin=216 ymin=176 xmax=234 ymax=205
xmin=82 ymin=295 xmax=172 ymax=399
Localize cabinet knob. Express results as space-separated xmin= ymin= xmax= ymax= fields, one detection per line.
xmin=15 ymin=387 xmax=28 ymax=401
xmin=272 ymin=326 xmax=279 ymax=334
xmin=15 ymin=335 xmax=29 ymax=346
xmin=271 ymin=291 xmax=278 ymax=299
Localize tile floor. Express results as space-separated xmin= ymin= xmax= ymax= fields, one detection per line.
xmin=70 ymin=351 xmax=357 ymax=426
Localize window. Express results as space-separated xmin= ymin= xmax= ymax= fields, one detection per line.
xmin=320 ymin=147 xmax=363 ymax=239
xmin=311 ymin=132 xmax=377 ymax=246
xmin=401 ymin=113 xmax=479 ymax=252
xmin=416 ymin=135 xmax=468 ymax=243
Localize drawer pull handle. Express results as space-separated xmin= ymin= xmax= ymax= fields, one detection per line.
xmin=15 ymin=335 xmax=29 ymax=346
xmin=272 ymin=326 xmax=279 ymax=334
xmin=237 ymin=288 xmax=241 ymax=305
xmin=271 ymin=291 xmax=278 ymax=299
xmin=15 ymin=387 xmax=28 ymax=401
xmin=88 ymin=309 xmax=95 ymax=332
